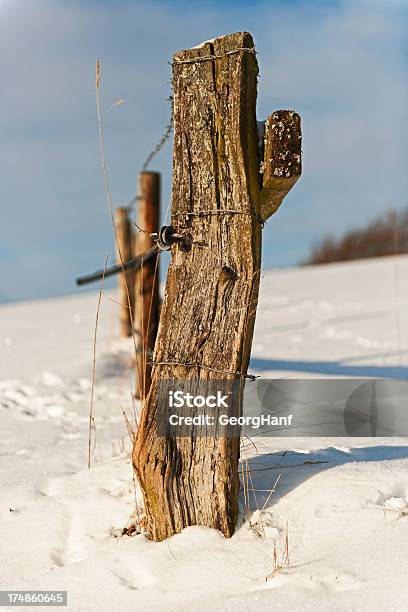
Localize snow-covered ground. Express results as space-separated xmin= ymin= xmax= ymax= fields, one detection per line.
xmin=1 ymin=255 xmax=408 ymax=611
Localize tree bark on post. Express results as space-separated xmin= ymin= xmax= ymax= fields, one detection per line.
xmin=115 ymin=207 xmax=135 ymax=337
xmin=133 ymin=32 xmax=302 ymax=541
xmin=134 ymin=172 xmax=160 ymax=399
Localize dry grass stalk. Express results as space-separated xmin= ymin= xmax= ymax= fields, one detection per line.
xmin=93 ymin=61 xmax=148 ymax=528
xmin=88 ymin=256 xmax=108 ymax=469
xmin=248 ymin=474 xmax=281 ymax=538
xmin=105 ymin=99 xmax=125 ymax=114
xmin=95 ymin=59 xmax=141 ymax=383
xmin=266 ymin=520 xmax=290 ymax=580
xmin=120 ymin=403 xmax=136 ymax=444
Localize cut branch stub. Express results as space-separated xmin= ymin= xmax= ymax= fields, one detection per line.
xmin=260 ymin=110 xmax=302 ymax=221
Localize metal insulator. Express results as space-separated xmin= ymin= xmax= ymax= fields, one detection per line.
xmin=152 ymin=225 xmax=189 ymax=251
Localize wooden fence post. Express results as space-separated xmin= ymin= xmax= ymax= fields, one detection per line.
xmin=134 ymin=171 xmax=160 ymax=399
xmin=115 ymin=207 xmax=135 ymax=337
xmin=133 ymin=32 xmax=301 ymax=541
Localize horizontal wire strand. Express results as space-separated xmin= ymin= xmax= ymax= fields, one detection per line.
xmin=172 ymin=46 xmax=256 ymax=66
xmin=149 ymin=359 xmax=259 ymax=381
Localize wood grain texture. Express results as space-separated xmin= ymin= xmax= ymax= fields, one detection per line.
xmin=133 ymin=32 xmax=262 ymax=541
xmin=134 ymin=172 xmax=160 ymax=399
xmin=260 ymin=110 xmax=301 ymax=221
xmin=115 ymin=207 xmax=135 ymax=337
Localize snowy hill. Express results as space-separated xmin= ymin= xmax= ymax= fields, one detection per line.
xmin=1 ymin=255 xmax=408 ymax=611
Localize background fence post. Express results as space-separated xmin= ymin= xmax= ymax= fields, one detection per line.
xmin=115 ymin=207 xmax=135 ymax=337
xmin=134 ymin=171 xmax=160 ymax=399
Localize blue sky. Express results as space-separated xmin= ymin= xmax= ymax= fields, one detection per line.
xmin=0 ymin=0 xmax=407 ymax=302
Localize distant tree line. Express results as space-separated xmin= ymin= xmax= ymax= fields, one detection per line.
xmin=304 ymin=209 xmax=408 ymax=265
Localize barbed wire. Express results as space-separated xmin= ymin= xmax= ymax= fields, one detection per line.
xmin=142 ymin=96 xmax=174 ymax=172
xmin=120 ymin=45 xmax=258 ymax=222
xmin=149 ymin=359 xmax=259 ymax=381
xmin=117 ymin=95 xmax=173 ymax=220
xmin=133 ymin=221 xmax=151 ymax=235
xmin=172 ymin=46 xmax=256 ymax=66
xmin=173 ymin=209 xmax=265 ymax=227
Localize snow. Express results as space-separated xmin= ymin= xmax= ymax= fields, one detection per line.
xmin=1 ymin=255 xmax=408 ymax=611
xmin=192 ymin=37 xmax=217 ymax=49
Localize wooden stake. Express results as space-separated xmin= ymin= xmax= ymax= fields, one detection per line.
xmin=134 ymin=172 xmax=160 ymax=399
xmin=115 ymin=207 xmax=135 ymax=337
xmin=133 ymin=32 xmax=302 ymax=541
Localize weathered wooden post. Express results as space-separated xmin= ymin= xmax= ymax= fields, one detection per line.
xmin=134 ymin=172 xmax=160 ymax=399
xmin=133 ymin=32 xmax=301 ymax=541
xmin=115 ymin=207 xmax=135 ymax=337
